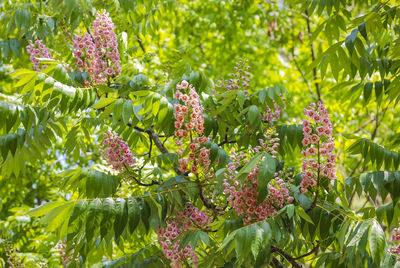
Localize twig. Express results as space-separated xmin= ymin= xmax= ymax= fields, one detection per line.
xmin=195 ymin=175 xmax=213 ymax=210
xmin=348 ymin=105 xmax=389 ymax=207
xmin=305 ymin=10 xmax=321 ymax=101
xmin=145 ymin=127 xmax=184 ymax=175
xmin=148 ymin=133 xmax=153 ymax=159
xmin=123 ymin=163 xmax=160 ymax=186
xmin=218 ymin=134 xmax=237 ymax=146
xmin=307 ymin=142 xmax=321 ymax=212
xmin=137 ymin=35 xmax=146 ymax=53
xmin=271 ymin=246 xmax=302 ymax=268
xmin=294 ymin=241 xmax=320 ymax=260
xmin=291 ymin=53 xmax=317 ymax=101
xmin=86 ymin=26 xmax=95 ymax=43
xmin=270 ymin=258 xmax=284 ymax=268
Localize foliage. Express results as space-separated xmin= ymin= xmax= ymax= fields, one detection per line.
xmin=1 ymin=0 xmax=400 ymax=267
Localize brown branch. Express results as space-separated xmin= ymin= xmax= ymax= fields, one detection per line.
xmin=271 ymin=246 xmax=302 ymax=268
xmin=123 ymin=163 xmax=160 ymax=186
xmin=148 ymin=133 xmax=153 ymax=159
xmin=127 ymin=175 xmax=161 ymax=186
xmin=195 ymin=175 xmax=213 ymax=210
xmin=137 ymin=35 xmax=146 ymax=53
xmin=86 ymin=26 xmax=95 ymax=43
xmin=270 ymin=258 xmax=285 ymax=268
xmin=144 ymin=127 xmax=184 ymax=175
xmin=218 ymin=134 xmax=237 ymax=146
xmin=294 ymin=241 xmax=320 ymax=260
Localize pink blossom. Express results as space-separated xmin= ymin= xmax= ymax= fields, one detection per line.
xmin=300 ymin=102 xmax=336 ymax=193
xmin=72 ymin=10 xmax=120 ymax=85
xmin=26 ymin=40 xmax=53 ymax=71
xmin=100 ymin=131 xmax=136 ymax=170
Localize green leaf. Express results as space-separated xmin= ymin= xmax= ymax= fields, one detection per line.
xmin=122 ymin=100 xmax=133 ymax=125
xmin=113 ymin=99 xmax=124 ymax=125
xmin=92 ymin=98 xmax=116 ymax=109
xmin=235 ymin=152 xmax=263 ymax=181
xmin=235 ymin=224 xmax=253 ymax=260
xmin=348 ymin=220 xmax=372 ymax=247
xmin=237 ymin=90 xmax=245 ymax=108
xmin=28 ymin=201 xmax=67 ymax=217
xmin=257 ymin=153 xmax=276 ymax=203
xmin=127 ymin=198 xmax=140 ymax=234
xmin=86 ymin=199 xmax=102 ymax=242
xmin=100 ymin=198 xmax=115 ymax=239
xmin=368 ymin=220 xmax=385 ymax=264
xmin=247 ymin=105 xmax=261 ymax=131
xmin=41 ymin=201 xmax=75 ymax=232
xmin=296 ymin=206 xmax=314 ymax=224
xmin=345 ymin=29 xmax=358 ymax=54
xmin=114 ymin=198 xmax=128 ymax=239
xmin=251 ymin=222 xmax=271 ymax=260
xmin=286 ymin=204 xmax=295 ymax=219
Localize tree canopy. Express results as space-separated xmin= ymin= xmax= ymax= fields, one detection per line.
xmin=1 ymin=0 xmax=400 ymax=267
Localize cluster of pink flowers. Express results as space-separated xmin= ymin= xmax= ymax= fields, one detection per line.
xmin=389 ymin=225 xmax=400 ymax=259
xmin=157 ymin=203 xmax=211 ymax=267
xmin=26 ymin=40 xmax=53 ymax=71
xmin=100 ymin=131 xmax=136 ymax=170
xmin=174 ymin=80 xmax=205 ymax=136
xmin=254 ymin=129 xmax=280 ymax=158
xmin=216 ymin=58 xmax=251 ymax=91
xmin=223 ymin=151 xmax=293 ymax=224
xmin=72 ymin=9 xmax=121 ymax=85
xmin=56 ymin=242 xmax=74 ymax=266
xmin=4 ymin=245 xmax=24 ymax=268
xmin=174 ymin=80 xmax=211 ymax=175
xmin=263 ymin=97 xmax=285 ymax=123
xmin=300 ymin=101 xmax=336 ymax=193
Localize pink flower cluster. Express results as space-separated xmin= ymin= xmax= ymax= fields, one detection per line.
xmin=174 ymin=80 xmax=211 ymax=175
xmin=389 ymin=225 xmax=400 ymax=259
xmin=254 ymin=129 xmax=280 ymax=158
xmin=26 ymin=40 xmax=53 ymax=71
xmin=263 ymin=97 xmax=285 ymax=123
xmin=300 ymin=101 xmax=336 ymax=193
xmin=157 ymin=203 xmax=211 ymax=267
xmin=73 ymin=9 xmax=121 ymax=85
xmin=56 ymin=242 xmax=73 ymax=266
xmin=174 ymin=80 xmax=205 ymax=136
xmin=223 ymin=151 xmax=293 ymax=224
xmin=216 ymin=58 xmax=251 ymax=90
xmin=101 ymin=131 xmax=136 ymax=170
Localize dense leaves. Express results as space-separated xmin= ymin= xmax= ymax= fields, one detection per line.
xmin=1 ymin=0 xmax=400 ymax=267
